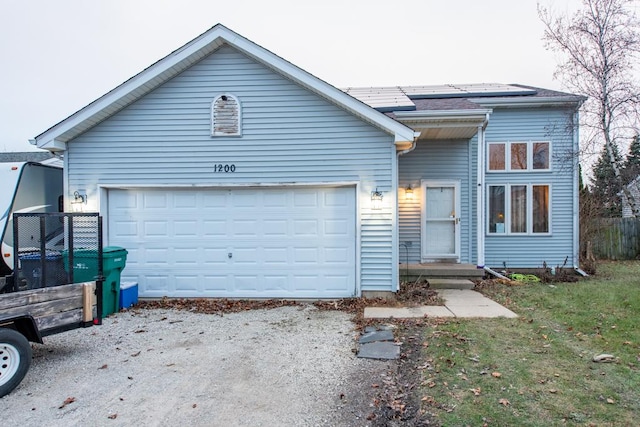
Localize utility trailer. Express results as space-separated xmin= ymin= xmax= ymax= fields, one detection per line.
xmin=0 ymin=213 xmax=103 ymax=397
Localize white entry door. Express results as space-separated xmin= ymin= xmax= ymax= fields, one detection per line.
xmin=421 ymin=180 xmax=461 ymax=262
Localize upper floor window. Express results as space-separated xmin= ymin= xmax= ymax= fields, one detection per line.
xmin=211 ymin=94 xmax=241 ymax=136
xmin=488 ymin=141 xmax=550 ymax=172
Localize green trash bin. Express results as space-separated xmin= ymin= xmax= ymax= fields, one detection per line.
xmin=63 ymin=246 xmax=128 ymax=317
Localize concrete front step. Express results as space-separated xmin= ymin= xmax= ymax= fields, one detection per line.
xmin=400 ymin=263 xmax=485 ymax=280
xmin=427 ymin=278 xmax=475 ymax=290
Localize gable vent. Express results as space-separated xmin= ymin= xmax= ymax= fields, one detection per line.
xmin=211 ymin=94 xmax=241 ymax=136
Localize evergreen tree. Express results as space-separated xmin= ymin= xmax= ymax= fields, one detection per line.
xmin=591 ymin=143 xmax=623 ymax=217
xmin=623 ymin=135 xmax=640 ymax=183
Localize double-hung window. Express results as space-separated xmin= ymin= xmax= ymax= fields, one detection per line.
xmin=488 ymin=141 xmax=550 ymax=171
xmin=488 ymin=184 xmax=550 ymax=234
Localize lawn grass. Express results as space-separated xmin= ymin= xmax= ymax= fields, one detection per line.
xmin=418 ymin=261 xmax=640 ymax=426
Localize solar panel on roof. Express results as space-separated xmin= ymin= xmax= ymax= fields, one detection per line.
xmin=343 ymin=87 xmax=415 ymax=111
xmin=401 ymin=83 xmax=536 ymax=99
xmin=342 ymin=83 xmax=538 ymax=111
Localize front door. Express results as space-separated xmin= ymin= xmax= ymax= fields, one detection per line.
xmin=421 ymin=180 xmax=460 ymax=262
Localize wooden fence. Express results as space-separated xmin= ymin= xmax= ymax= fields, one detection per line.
xmin=591 ymin=218 xmax=640 ymax=260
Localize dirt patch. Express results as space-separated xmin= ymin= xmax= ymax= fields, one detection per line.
xmin=366 ymin=321 xmax=440 ymax=426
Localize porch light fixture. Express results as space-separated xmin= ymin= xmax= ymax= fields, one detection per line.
xmin=371 ymin=188 xmax=383 ymax=210
xmin=405 ymin=186 xmax=414 ymax=200
xmin=71 ymin=190 xmax=87 ymax=213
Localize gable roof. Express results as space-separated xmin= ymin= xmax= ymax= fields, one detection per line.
xmin=33 ymin=24 xmax=418 ymax=151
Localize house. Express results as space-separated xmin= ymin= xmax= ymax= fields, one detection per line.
xmin=620 ymin=177 xmax=640 ymax=218
xmin=31 ymin=24 xmax=584 ymax=299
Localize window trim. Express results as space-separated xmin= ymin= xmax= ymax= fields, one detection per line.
xmin=486 ymin=183 xmax=552 ymax=236
xmin=487 ymin=141 xmax=551 ymax=172
xmin=211 ymin=93 xmax=242 ymax=137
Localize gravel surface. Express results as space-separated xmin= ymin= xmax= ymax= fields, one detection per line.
xmin=1 ymin=305 xmax=392 ymax=426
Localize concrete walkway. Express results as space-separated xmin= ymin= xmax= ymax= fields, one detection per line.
xmin=363 ymin=289 xmax=518 ymax=319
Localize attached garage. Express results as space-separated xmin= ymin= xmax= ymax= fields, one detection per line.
xmin=33 ymin=25 xmax=417 ymax=298
xmin=108 ymin=186 xmax=357 ymax=298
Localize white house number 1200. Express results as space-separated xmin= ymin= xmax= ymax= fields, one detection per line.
xmin=214 ymin=164 xmax=236 ymax=173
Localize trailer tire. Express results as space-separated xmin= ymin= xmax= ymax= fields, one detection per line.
xmin=0 ymin=328 xmax=32 ymax=397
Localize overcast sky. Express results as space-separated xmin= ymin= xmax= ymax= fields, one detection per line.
xmin=0 ymin=0 xmax=582 ymax=152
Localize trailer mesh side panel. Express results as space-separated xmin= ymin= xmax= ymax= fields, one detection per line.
xmin=11 ymin=213 xmax=102 ymax=291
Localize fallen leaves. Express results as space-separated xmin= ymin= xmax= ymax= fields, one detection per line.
xmin=470 ymin=387 xmax=482 ymax=396
xmin=59 ymin=397 xmax=76 ymax=409
xmin=498 ymin=398 xmax=510 ymax=406
xmin=491 ymin=372 xmax=502 ymax=378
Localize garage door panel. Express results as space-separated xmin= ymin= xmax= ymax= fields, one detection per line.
xmin=175 ymin=275 xmax=199 ymax=292
xmin=110 ymin=187 xmax=356 ymax=298
xmin=263 ymin=248 xmax=288 ymax=264
xmin=203 ymin=275 xmax=228 ymax=291
xmin=234 ymin=275 xmax=260 ymax=291
xmin=111 ymin=220 xmax=137 ymax=237
xmin=144 ymin=221 xmax=167 ymax=237
xmin=174 ymin=193 xmax=197 ymax=209
xmin=203 ymin=220 xmax=227 ymax=236
xmin=293 ymin=191 xmax=318 ymax=207
xmin=294 ymin=220 xmax=318 ymax=236
xmin=264 ymin=220 xmax=287 ymax=236
xmin=143 ymin=192 xmax=168 ymax=209
xmin=174 ymin=220 xmax=198 ymax=237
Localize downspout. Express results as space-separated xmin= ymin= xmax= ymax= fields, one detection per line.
xmin=476 ymin=113 xmax=490 ymax=269
xmin=394 ymin=133 xmax=420 ymax=291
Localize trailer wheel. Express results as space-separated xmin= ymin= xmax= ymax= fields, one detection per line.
xmin=0 ymin=328 xmax=32 ymax=397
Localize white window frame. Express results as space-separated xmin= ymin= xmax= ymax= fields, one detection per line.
xmin=486 ymin=183 xmax=552 ymax=235
xmin=487 ymin=141 xmax=551 ymax=172
xmin=211 ymin=93 xmax=242 ymax=137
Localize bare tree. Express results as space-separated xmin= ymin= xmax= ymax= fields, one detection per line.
xmin=539 ymin=0 xmax=640 ymax=216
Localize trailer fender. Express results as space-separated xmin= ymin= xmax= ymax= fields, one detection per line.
xmin=0 ymin=314 xmax=43 ymax=344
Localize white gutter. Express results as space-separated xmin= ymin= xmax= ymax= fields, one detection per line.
xmin=471 ymin=96 xmax=586 ymax=108
xmin=476 ymin=112 xmax=491 ymax=269
xmin=394 ymin=109 xmax=493 ymax=119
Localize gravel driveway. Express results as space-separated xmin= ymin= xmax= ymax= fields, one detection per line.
xmin=0 ymin=305 xmax=392 ymax=426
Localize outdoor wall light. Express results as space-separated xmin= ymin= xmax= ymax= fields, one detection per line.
xmin=405 ymin=186 xmax=414 ymax=200
xmin=371 ymin=188 xmax=383 ymax=210
xmin=71 ymin=190 xmax=87 ymax=212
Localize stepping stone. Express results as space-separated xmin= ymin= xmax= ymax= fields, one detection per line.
xmin=357 ymin=341 xmax=400 ymax=360
xmin=359 ymin=329 xmax=394 ymax=344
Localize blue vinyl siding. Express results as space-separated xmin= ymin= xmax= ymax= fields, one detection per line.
xmin=398 ymin=107 xmax=576 ymax=269
xmin=66 ymin=44 xmax=397 ymax=293
xmin=484 ymin=108 xmax=576 ymax=268
xmin=399 ymin=140 xmax=474 ymax=264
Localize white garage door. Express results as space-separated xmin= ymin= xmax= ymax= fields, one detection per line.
xmin=108 ymin=187 xmax=356 ymax=298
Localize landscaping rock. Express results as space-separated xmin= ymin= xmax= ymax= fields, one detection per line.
xmin=593 ymin=354 xmax=616 ymax=363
